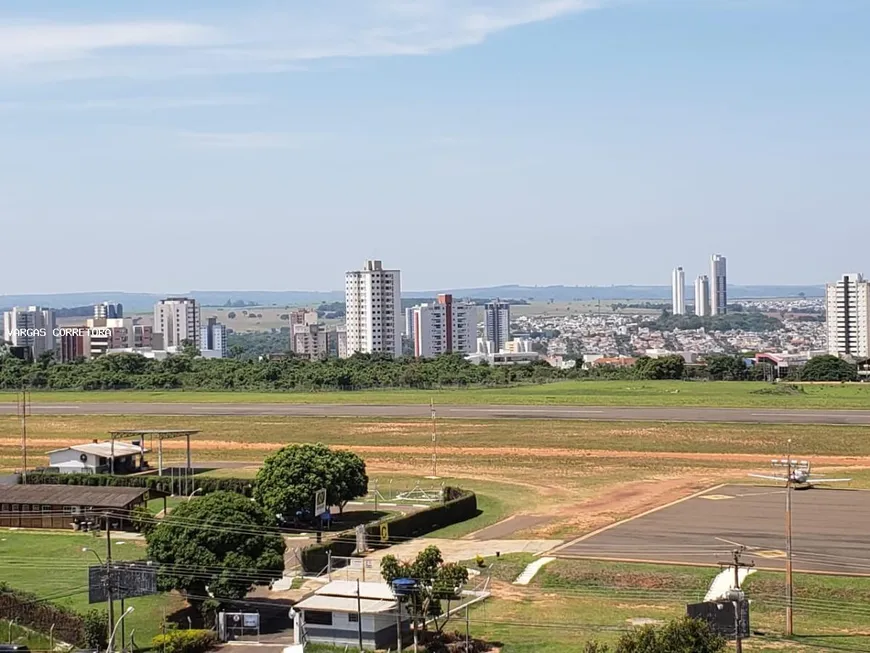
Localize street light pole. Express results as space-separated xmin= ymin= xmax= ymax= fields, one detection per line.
xmin=785 ymin=438 xmax=794 ymax=636
xmin=108 ymin=607 xmax=134 ymax=653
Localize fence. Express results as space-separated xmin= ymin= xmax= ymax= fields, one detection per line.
xmin=0 ymin=583 xmax=86 ymax=647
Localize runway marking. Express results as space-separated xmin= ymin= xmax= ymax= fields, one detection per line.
xmin=700 ymin=494 xmax=734 ymax=501
xmin=755 ymin=550 xmax=787 ymax=559
xmin=715 ymin=537 xmax=759 ymax=551
xmin=549 ymin=483 xmax=726 ymax=555
xmin=450 ymin=408 xmax=604 ymax=414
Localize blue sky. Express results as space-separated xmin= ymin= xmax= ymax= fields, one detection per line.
xmin=1 ymin=0 xmax=868 ymax=293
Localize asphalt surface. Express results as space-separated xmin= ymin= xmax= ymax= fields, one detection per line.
xmin=553 ymin=484 xmax=870 ymax=575
xmin=2 ymin=402 xmax=870 ymax=424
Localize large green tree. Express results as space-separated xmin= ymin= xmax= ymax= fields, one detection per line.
xmin=380 ymin=545 xmax=469 ymax=638
xmin=146 ymin=491 xmax=285 ymax=616
xmin=253 ymin=443 xmax=368 ymax=520
xmin=799 ymin=355 xmax=858 ymax=382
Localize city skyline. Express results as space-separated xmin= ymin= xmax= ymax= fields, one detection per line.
xmin=1 ymin=1 xmax=868 ymax=292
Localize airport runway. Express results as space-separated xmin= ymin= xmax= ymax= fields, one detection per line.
xmin=1 ymin=402 xmax=870 ymax=424
xmin=552 ymin=484 xmax=870 ymax=575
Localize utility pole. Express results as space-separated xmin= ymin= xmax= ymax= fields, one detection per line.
xmin=430 ymin=398 xmax=438 ymax=478
xmin=718 ymin=547 xmax=753 ymax=653
xmin=465 ymin=604 xmax=470 ymax=651
xmin=785 ymin=438 xmax=794 ymax=636
xmin=17 ymin=388 xmax=30 ymax=484
xmin=105 ymin=514 xmax=116 ymax=652
xmin=356 ymin=580 xmax=364 ymax=651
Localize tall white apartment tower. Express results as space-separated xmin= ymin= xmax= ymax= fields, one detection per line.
xmin=671 ymin=267 xmax=686 ymax=315
xmin=826 ymin=273 xmax=870 ymax=358
xmin=410 ymin=294 xmax=477 ymax=358
xmin=710 ymin=254 xmax=727 ymax=315
xmin=344 ymin=260 xmax=402 ymax=358
xmin=153 ymin=297 xmax=201 ymax=349
xmin=484 ymin=300 xmax=511 ymax=352
xmin=694 ymin=275 xmax=711 ymax=317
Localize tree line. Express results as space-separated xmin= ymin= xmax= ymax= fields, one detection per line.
xmin=0 ymin=348 xmax=860 ymax=391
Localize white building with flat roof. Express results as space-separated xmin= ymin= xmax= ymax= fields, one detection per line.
xmin=826 ymin=273 xmax=870 ymax=358
xmin=672 ymin=267 xmax=686 ymax=315
xmin=153 ymin=297 xmax=201 ymax=349
xmin=409 ymin=294 xmax=476 ymax=358
xmin=344 ymin=260 xmax=402 ymax=358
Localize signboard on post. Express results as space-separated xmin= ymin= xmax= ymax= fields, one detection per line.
xmin=380 ymin=522 xmax=390 ymax=543
xmin=88 ymin=562 xmax=158 ymax=604
xmin=315 ymin=488 xmax=327 ymax=516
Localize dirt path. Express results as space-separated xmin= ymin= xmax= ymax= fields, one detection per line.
xmin=9 ymin=435 xmax=870 ymax=467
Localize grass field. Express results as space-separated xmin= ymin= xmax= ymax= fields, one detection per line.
xmin=4 ymin=413 xmax=869 ymax=540
xmin=3 ymin=380 xmax=870 ymax=408
xmin=0 ymin=531 xmax=186 ymax=645
xmin=469 ymin=558 xmax=870 ymax=652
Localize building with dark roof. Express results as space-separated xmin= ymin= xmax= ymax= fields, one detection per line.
xmin=0 ymin=484 xmax=162 ymax=530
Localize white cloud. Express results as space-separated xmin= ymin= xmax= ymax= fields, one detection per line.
xmin=0 ymin=0 xmax=598 ymax=82
xmin=180 ymin=131 xmax=322 ymax=149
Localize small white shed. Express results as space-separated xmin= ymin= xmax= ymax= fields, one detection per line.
xmin=48 ymin=441 xmax=147 ymax=474
xmin=292 ymin=580 xmax=410 ymax=650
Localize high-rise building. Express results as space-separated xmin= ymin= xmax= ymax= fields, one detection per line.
xmin=200 ymin=317 xmax=228 ymax=358
xmin=291 ymin=323 xmax=342 ymax=360
xmin=710 ymin=254 xmax=727 ymax=315
xmin=671 ymin=267 xmax=686 ymax=315
xmin=2 ymin=306 xmax=56 ymax=357
xmin=94 ymin=302 xmax=123 ymax=319
xmin=288 ymin=310 xmax=319 ymax=353
xmin=826 ymin=273 xmax=870 ymax=358
xmin=344 ymin=260 xmax=402 ymax=358
xmin=484 ymin=300 xmax=511 ymax=353
xmin=409 ymin=294 xmax=477 ymax=358
xmin=153 ymin=297 xmax=201 ymax=350
xmin=694 ymin=276 xmax=711 ymax=317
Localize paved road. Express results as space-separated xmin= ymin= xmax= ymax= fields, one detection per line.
xmin=2 ymin=402 xmax=870 ymax=424
xmin=552 ymin=484 xmax=870 ymax=575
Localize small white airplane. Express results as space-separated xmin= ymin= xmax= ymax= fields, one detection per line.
xmin=748 ymin=459 xmax=851 ymax=489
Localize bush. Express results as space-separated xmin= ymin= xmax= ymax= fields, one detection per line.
xmin=22 ymin=472 xmax=255 ymax=497
xmin=82 ymin=609 xmax=109 ymax=650
xmin=151 ymin=629 xmax=219 ymax=653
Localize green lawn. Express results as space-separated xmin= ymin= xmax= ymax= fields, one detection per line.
xmin=470 ymin=559 xmax=870 ymax=652
xmin=2 ymin=380 xmax=870 ymax=408
xmin=0 ymin=530 xmax=186 ymax=644
xmin=1 ymin=621 xmax=55 ymax=650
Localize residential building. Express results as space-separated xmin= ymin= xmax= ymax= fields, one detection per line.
xmin=502 ymin=338 xmax=533 ymax=353
xmin=336 ymin=326 xmax=348 ymax=359
xmin=409 ymin=294 xmax=476 ymax=358
xmin=826 ymin=273 xmax=870 ymax=358
xmin=466 ymin=350 xmax=540 ymax=366
xmin=288 ymin=310 xmax=319 ymax=353
xmin=2 ymin=306 xmax=56 ymax=358
xmin=484 ymin=300 xmax=510 ymax=353
xmin=200 ymin=317 xmax=228 ymax=358
xmin=58 ymin=326 xmax=88 ymax=362
xmin=153 ymin=297 xmax=201 ymax=349
xmin=86 ymin=317 xmax=133 ymax=358
xmin=94 ymin=302 xmax=123 ymax=319
xmin=133 ymin=324 xmax=153 ymax=348
xmin=710 ymin=254 xmax=727 ymax=315
xmin=292 ymin=323 xmax=341 ymax=360
xmin=672 ymin=267 xmax=686 ymax=315
xmin=344 ymin=260 xmax=402 ymax=358
xmin=291 ymin=580 xmax=409 ymax=651
xmin=694 ymin=275 xmax=711 ymax=317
